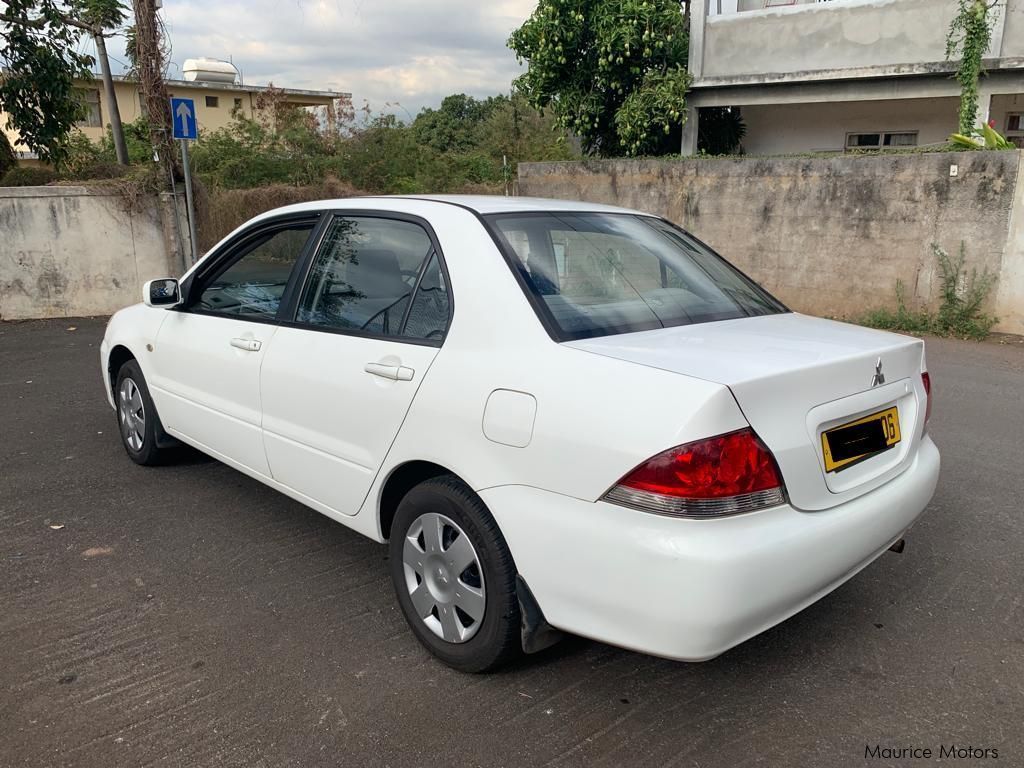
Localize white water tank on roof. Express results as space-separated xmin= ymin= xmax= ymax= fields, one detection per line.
xmin=182 ymin=58 xmax=239 ymax=84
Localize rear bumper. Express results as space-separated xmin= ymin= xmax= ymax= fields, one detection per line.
xmin=481 ymin=435 xmax=940 ymax=661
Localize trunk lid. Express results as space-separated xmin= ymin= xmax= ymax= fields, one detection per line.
xmin=566 ymin=313 xmax=927 ymax=511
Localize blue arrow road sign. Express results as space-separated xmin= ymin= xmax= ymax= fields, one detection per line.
xmin=170 ymin=97 xmax=197 ymax=140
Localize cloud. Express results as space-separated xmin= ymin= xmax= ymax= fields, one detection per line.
xmin=134 ymin=0 xmax=537 ymax=115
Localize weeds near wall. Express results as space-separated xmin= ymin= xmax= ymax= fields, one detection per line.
xmin=195 ymin=177 xmax=363 ymax=251
xmin=52 ymin=165 xmax=165 ymax=214
xmin=862 ymin=243 xmax=998 ymax=340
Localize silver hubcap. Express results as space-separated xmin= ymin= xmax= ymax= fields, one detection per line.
xmin=402 ymin=512 xmax=486 ymax=644
xmin=118 ymin=377 xmax=146 ymax=451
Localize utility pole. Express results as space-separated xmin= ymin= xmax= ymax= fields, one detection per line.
xmin=93 ymin=32 xmax=128 ymax=165
xmin=133 ymin=0 xmax=179 ymax=180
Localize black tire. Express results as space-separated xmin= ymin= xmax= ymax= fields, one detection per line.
xmin=114 ymin=360 xmax=171 ymax=466
xmin=389 ymin=474 xmax=522 ymax=673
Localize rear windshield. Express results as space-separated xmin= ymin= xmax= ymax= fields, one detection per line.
xmin=485 ymin=212 xmax=787 ymax=341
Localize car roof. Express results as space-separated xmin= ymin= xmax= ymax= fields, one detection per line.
xmin=257 ymin=194 xmax=649 ymax=219
xmin=398 ymin=195 xmax=648 ymax=216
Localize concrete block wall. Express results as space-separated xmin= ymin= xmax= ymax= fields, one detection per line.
xmin=0 ymin=187 xmax=187 ymax=321
xmin=519 ymin=151 xmax=1024 ymax=336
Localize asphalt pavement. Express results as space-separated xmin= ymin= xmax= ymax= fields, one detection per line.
xmin=1 ymin=317 xmax=1022 ymax=768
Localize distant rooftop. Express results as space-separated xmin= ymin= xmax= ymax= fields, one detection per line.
xmin=109 ymin=73 xmax=349 ymax=100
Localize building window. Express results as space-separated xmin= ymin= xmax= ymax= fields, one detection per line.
xmin=845 ymin=131 xmax=918 ymax=151
xmin=75 ymin=89 xmax=102 ymax=128
xmin=205 ymin=95 xmax=219 ymax=108
xmin=233 ymin=97 xmax=243 ymax=110
xmin=1004 ymin=113 xmax=1024 ymax=148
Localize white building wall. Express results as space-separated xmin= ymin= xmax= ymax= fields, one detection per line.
xmin=702 ymin=0 xmax=990 ymax=82
xmin=738 ymin=97 xmax=961 ymax=155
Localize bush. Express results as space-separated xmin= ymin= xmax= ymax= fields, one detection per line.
xmin=1 ymin=165 xmax=58 ymax=186
xmin=197 ymin=177 xmax=363 ymax=250
xmin=0 ymin=131 xmax=16 ymax=179
xmin=862 ymin=242 xmax=998 ymax=339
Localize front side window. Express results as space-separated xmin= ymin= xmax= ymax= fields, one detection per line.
xmin=298 ymin=216 xmax=449 ymax=340
xmin=194 ymin=223 xmax=314 ymax=318
xmin=486 ymin=212 xmax=785 ymax=341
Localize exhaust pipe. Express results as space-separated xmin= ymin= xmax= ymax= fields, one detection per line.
xmin=888 ymin=538 xmax=906 ymax=554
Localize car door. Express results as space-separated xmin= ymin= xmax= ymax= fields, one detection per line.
xmin=259 ymin=212 xmax=452 ymax=516
xmin=147 ymin=215 xmax=319 ymax=476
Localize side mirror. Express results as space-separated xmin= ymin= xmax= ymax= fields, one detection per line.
xmin=143 ymin=278 xmax=182 ymax=308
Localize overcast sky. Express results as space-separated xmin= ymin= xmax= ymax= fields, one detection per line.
xmin=106 ymin=0 xmax=537 ymax=117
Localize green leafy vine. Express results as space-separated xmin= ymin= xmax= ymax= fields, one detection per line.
xmin=945 ymin=0 xmax=1001 ymax=134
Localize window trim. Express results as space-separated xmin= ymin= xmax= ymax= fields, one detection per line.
xmin=177 ymin=212 xmax=324 ymax=325
xmin=280 ymin=210 xmax=455 ymax=348
xmin=481 ymin=210 xmax=788 ymax=344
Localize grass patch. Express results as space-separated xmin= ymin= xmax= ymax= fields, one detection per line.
xmin=861 ymin=243 xmax=998 ymax=340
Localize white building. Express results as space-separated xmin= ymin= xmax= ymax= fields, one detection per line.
xmin=683 ymin=0 xmax=1024 ymax=154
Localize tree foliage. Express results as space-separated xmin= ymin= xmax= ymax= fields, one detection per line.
xmin=946 ymin=0 xmax=999 ymax=134
xmin=0 ymin=0 xmax=126 ymax=166
xmin=188 ymin=93 xmax=576 ymax=194
xmin=412 ymin=93 xmax=504 ymax=152
xmin=0 ymin=129 xmax=16 ymax=177
xmin=508 ymin=0 xmax=690 ymax=156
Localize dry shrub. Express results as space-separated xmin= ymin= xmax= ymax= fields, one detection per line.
xmin=448 ymin=181 xmax=505 ymax=195
xmin=198 ymin=177 xmax=365 ymax=250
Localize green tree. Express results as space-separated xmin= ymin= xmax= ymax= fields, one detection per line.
xmin=475 ymin=94 xmax=574 ymax=161
xmin=412 ymin=93 xmax=503 ymax=153
xmin=0 ymin=0 xmax=127 ymax=166
xmin=508 ymin=0 xmax=690 ymax=156
xmin=946 ymin=0 xmax=1000 ymax=134
xmin=0 ymin=130 xmax=16 ymax=178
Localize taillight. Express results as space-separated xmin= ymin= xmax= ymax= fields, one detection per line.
xmin=921 ymin=371 xmax=932 ymax=432
xmin=603 ymin=428 xmax=786 ymax=518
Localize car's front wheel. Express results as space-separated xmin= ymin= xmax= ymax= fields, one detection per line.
xmin=114 ymin=360 xmax=171 ymax=466
xmin=389 ymin=475 xmax=522 ymax=673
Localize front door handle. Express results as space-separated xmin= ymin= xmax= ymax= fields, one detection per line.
xmin=364 ymin=362 xmax=415 ymax=381
xmin=230 ymin=337 xmax=262 ymax=352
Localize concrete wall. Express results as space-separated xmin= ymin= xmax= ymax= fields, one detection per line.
xmin=1002 ymin=0 xmax=1024 ymax=57
xmin=739 ymin=97 xmax=960 ymax=154
xmin=703 ymin=0 xmax=964 ymax=81
xmin=518 ymin=152 xmax=1024 ymax=336
xmin=0 ymin=187 xmax=186 ymax=320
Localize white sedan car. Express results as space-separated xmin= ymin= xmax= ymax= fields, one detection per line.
xmin=100 ymin=196 xmax=940 ymax=672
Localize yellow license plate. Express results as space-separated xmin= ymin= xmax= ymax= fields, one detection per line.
xmin=821 ymin=406 xmax=901 ymax=473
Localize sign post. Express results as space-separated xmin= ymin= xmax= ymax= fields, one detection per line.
xmin=171 ymin=97 xmax=199 ymax=266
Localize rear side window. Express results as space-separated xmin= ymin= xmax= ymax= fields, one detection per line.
xmin=195 ymin=223 xmax=314 ymax=318
xmin=297 ymin=216 xmax=450 ymax=340
xmin=402 ymin=254 xmax=450 ymax=341
xmin=486 ymin=212 xmax=786 ymax=340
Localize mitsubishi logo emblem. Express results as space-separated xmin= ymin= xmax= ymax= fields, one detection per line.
xmin=871 ymin=358 xmax=885 ymax=387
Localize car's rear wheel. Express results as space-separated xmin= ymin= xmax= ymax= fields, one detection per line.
xmin=114 ymin=360 xmax=170 ymax=466
xmin=389 ymin=474 xmax=521 ymax=673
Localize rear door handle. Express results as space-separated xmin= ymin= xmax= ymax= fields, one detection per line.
xmin=364 ymin=362 xmax=415 ymax=381
xmin=230 ymin=337 xmax=262 ymax=352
